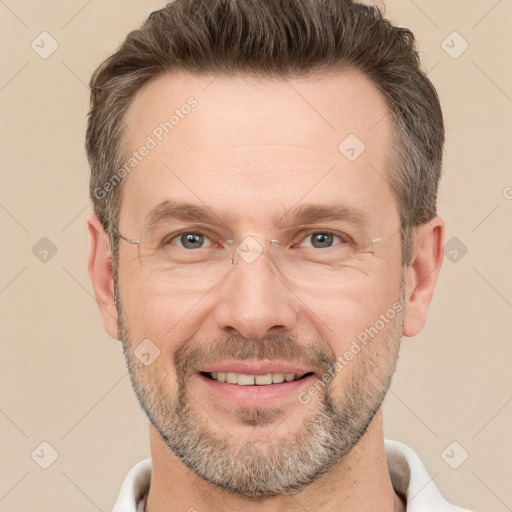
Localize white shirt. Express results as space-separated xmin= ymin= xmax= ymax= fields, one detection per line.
xmin=111 ymin=439 xmax=473 ymax=512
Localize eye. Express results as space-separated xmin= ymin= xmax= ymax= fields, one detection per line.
xmin=166 ymin=231 xmax=213 ymax=250
xmin=299 ymin=231 xmax=347 ymax=249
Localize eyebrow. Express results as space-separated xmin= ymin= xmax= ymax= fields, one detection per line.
xmin=142 ymin=199 xmax=371 ymax=232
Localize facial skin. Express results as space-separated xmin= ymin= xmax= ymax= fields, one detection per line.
xmin=88 ymin=69 xmax=444 ymax=512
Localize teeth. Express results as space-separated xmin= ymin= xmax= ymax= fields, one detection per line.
xmin=237 ymin=374 xmax=255 ymax=385
xmin=255 ymin=374 xmax=272 ymax=385
xmin=209 ymin=372 xmax=300 ymax=385
xmin=226 ymin=372 xmax=237 ymax=384
xmin=272 ymin=373 xmax=285 ymax=383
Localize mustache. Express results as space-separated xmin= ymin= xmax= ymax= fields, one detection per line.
xmin=173 ymin=333 xmax=337 ymax=380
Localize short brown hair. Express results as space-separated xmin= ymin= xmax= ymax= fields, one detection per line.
xmin=86 ymin=0 xmax=444 ymax=268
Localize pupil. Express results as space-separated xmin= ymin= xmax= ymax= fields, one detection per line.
xmin=182 ymin=233 xmax=203 ymax=249
xmin=312 ymin=233 xmax=333 ymax=248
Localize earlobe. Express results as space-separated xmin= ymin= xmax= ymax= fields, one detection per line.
xmin=402 ymin=216 xmax=445 ymax=337
xmin=86 ymin=214 xmax=120 ymax=340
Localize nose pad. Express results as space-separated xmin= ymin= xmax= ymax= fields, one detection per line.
xmin=229 ymin=235 xmax=282 ymax=269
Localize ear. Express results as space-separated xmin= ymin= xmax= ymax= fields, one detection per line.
xmin=402 ymin=216 xmax=445 ymax=337
xmin=86 ymin=214 xmax=120 ymax=340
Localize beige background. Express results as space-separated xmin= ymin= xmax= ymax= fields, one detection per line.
xmin=1 ymin=1 xmax=511 ymax=511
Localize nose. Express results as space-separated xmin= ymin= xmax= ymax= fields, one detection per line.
xmin=212 ymin=243 xmax=300 ymax=340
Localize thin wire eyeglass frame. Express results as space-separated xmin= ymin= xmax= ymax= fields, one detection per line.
xmin=110 ymin=223 xmax=402 ymax=287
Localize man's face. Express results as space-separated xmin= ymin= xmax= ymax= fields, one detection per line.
xmin=116 ymin=70 xmax=405 ymax=496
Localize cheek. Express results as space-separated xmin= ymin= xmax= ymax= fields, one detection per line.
xmin=310 ymin=271 xmax=403 ymax=389
xmin=313 ymin=276 xmax=392 ymax=343
xmin=117 ymin=275 xmax=206 ymax=365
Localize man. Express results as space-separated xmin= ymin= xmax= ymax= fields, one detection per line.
xmin=86 ymin=1 xmax=472 ymax=510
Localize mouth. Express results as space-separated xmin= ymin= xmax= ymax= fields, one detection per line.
xmin=195 ymin=362 xmax=318 ymax=405
xmin=200 ymin=371 xmax=315 ymax=386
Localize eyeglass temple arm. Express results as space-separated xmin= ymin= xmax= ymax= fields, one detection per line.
xmin=111 ymin=229 xmax=140 ymax=245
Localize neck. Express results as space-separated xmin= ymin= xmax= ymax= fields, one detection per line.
xmin=145 ymin=411 xmax=404 ymax=512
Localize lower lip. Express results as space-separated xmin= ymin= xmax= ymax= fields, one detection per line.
xmin=197 ymin=372 xmax=317 ymax=405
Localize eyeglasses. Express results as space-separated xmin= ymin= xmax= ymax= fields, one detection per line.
xmin=113 ymin=222 xmax=400 ymax=292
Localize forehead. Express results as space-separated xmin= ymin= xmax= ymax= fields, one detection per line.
xmin=120 ymin=69 xmax=398 ymax=233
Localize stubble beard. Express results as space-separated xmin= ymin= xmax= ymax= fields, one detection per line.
xmin=117 ymin=283 xmax=404 ymax=498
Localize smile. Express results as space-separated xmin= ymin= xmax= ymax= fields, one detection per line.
xmin=203 ymin=371 xmax=314 ymax=385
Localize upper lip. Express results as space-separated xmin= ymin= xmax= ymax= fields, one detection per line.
xmin=196 ymin=360 xmax=314 ymax=379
